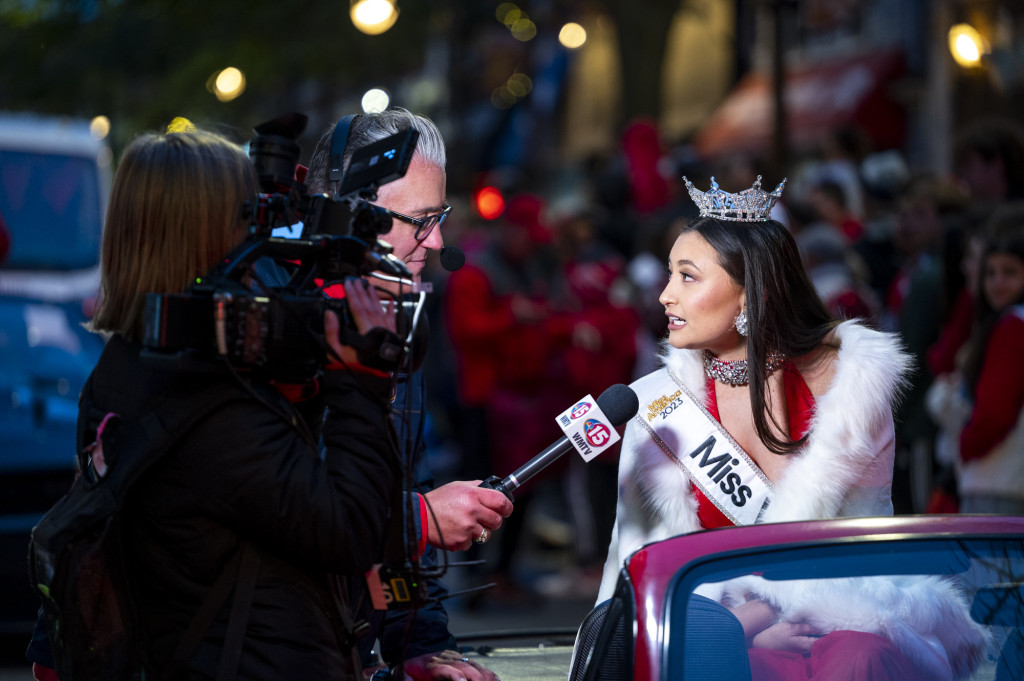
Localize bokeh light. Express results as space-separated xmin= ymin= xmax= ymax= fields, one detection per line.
xmin=559 ymin=22 xmax=587 ymax=49
xmin=491 ymin=72 xmax=533 ymax=109
xmin=213 ymin=67 xmax=246 ymax=102
xmin=351 ymin=0 xmax=398 ymax=35
xmin=510 ymin=17 xmax=537 ymax=41
xmin=496 ymin=3 xmax=520 ymax=26
xmin=497 ymin=3 xmax=534 ymax=41
xmin=362 ymin=88 xmax=391 ymax=112
xmin=89 ymin=115 xmax=110 ymax=140
xmin=948 ymin=23 xmax=988 ymax=68
xmin=475 ymin=186 xmax=505 ymax=220
xmin=506 ymin=73 xmax=533 ymax=97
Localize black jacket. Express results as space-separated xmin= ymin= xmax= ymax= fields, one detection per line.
xmin=357 ymin=368 xmax=459 ymax=668
xmin=81 ymin=336 xmax=402 ymax=680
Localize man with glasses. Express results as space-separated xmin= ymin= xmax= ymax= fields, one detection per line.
xmin=374 ymin=202 xmax=451 ymax=266
xmin=305 ymin=108 xmax=511 ymax=681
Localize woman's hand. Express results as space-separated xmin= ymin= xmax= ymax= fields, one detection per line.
xmin=750 ymin=620 xmax=825 ymax=654
xmin=324 ymin=278 xmax=396 ymax=367
xmin=728 ymin=599 xmax=779 ymax=639
xmin=400 ymin=649 xmax=499 ymax=681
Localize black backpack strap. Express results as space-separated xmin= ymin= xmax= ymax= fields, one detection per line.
xmin=170 ymin=542 xmax=261 ymax=678
xmin=330 ymin=574 xmax=368 ymax=676
xmin=216 ymin=544 xmax=260 ymax=681
xmin=170 ymin=548 xmax=241 ymax=668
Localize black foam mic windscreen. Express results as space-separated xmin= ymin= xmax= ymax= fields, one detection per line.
xmin=596 ymin=383 xmax=641 ymax=427
xmin=440 ymin=246 xmax=465 ymax=272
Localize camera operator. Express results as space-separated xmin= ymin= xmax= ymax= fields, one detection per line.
xmin=305 ymin=109 xmax=513 ymax=681
xmin=28 ymin=128 xmax=405 ymax=681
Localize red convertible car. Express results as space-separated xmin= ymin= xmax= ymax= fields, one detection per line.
xmin=458 ymin=515 xmax=1024 ymax=681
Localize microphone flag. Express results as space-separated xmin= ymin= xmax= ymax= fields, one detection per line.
xmin=554 ymin=395 xmax=621 ymax=462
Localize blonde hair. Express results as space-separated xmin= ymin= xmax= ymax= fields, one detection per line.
xmin=92 ymin=130 xmax=258 ymax=341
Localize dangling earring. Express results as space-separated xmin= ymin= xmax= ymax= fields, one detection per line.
xmin=734 ymin=309 xmax=749 ymax=337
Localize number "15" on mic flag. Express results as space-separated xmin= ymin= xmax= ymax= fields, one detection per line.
xmin=554 ymin=395 xmax=621 ymax=462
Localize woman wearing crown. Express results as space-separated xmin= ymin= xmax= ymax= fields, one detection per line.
xmin=592 ymin=178 xmax=988 ymax=680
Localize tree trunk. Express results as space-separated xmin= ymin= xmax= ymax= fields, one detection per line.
xmin=602 ymin=0 xmax=684 ymax=124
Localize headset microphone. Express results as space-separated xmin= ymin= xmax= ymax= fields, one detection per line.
xmin=440 ymin=246 xmax=465 ymax=272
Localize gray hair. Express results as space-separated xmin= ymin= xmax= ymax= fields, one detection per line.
xmin=306 ymin=107 xmax=446 ymax=195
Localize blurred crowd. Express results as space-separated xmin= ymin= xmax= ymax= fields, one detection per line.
xmin=419 ymin=114 xmax=1024 ymax=609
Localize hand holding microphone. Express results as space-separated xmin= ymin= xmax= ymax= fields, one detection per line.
xmin=480 ymin=383 xmax=640 ymax=501
xmin=423 ymin=481 xmax=513 ymax=552
xmin=418 ymin=384 xmax=638 ymax=551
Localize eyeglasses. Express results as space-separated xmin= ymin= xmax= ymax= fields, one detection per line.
xmin=376 ymin=203 xmax=451 ymax=241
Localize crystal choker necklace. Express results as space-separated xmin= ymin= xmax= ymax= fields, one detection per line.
xmin=703 ymin=350 xmax=786 ymax=386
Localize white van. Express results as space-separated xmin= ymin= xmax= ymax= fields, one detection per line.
xmin=0 ymin=112 xmax=112 ymax=633
xmin=0 ymin=113 xmax=112 ymax=297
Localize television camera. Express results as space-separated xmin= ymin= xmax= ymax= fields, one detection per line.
xmin=141 ymin=112 xmax=421 ymax=382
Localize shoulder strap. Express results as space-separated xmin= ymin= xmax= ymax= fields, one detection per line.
xmin=216 ymin=545 xmax=260 ymax=681
xmin=170 ymin=542 xmax=261 ymax=680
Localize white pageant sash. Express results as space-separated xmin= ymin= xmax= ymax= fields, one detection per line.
xmin=632 ymin=369 xmax=773 ymax=526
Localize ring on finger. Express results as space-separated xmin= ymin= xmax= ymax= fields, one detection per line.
xmin=475 ymin=528 xmax=491 ymax=543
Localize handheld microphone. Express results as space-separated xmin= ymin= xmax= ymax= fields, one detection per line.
xmin=440 ymin=246 xmax=465 ymax=272
xmin=480 ymin=383 xmax=639 ymax=501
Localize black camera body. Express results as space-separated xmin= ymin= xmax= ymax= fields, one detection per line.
xmin=141 ymin=113 xmax=418 ymax=382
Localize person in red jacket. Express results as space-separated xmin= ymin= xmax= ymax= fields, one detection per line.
xmin=446 ymin=194 xmax=562 ymax=603
xmin=956 ymin=202 xmax=1024 ymax=514
xmin=543 ymin=202 xmax=639 ymax=584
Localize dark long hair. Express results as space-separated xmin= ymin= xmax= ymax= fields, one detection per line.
xmin=682 ymin=216 xmax=837 ymax=454
xmin=962 ymin=202 xmax=1024 ymax=397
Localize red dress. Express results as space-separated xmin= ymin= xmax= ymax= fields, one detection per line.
xmin=697 ymin=365 xmax=926 ymax=681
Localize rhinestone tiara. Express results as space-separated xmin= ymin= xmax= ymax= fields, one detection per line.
xmin=683 ymin=175 xmax=787 ymax=222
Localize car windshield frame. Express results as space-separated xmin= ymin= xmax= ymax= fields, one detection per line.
xmin=661 ymin=532 xmax=1024 ymax=681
